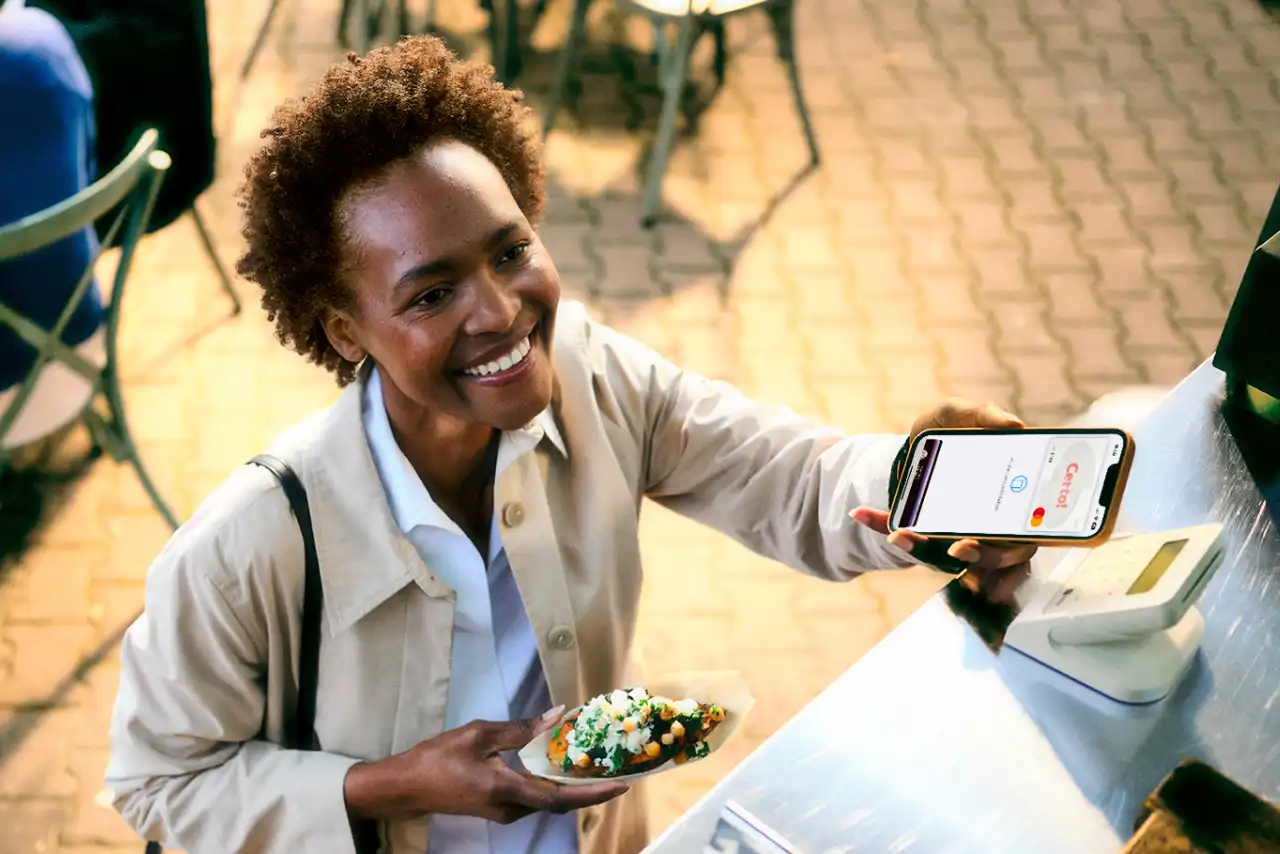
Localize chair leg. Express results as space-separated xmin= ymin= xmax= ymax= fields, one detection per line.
xmin=368 ymin=0 xmax=389 ymax=44
xmin=766 ymin=0 xmax=819 ymax=167
xmin=355 ymin=0 xmax=372 ymax=52
xmin=711 ymin=19 xmax=727 ymax=87
xmin=190 ymin=208 xmax=242 ymax=316
xmin=241 ymin=0 xmax=284 ymax=80
xmin=338 ymin=0 xmax=375 ymax=49
xmin=543 ymin=0 xmax=593 ymax=139
xmin=641 ymin=17 xmax=696 ymax=229
xmin=98 ymin=374 xmax=179 ymax=532
xmin=397 ymin=0 xmax=411 ymax=36
xmin=338 ymin=0 xmax=353 ymax=45
xmin=82 ymin=407 xmax=122 ymax=461
xmin=505 ymin=0 xmax=523 ymax=81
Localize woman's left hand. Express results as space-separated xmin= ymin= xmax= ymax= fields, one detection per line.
xmin=850 ymin=398 xmax=1037 ymax=587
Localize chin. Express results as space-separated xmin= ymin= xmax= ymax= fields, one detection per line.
xmin=487 ymin=371 xmax=555 ymax=431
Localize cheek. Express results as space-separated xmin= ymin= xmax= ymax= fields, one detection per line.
xmin=375 ymin=321 xmax=455 ymax=379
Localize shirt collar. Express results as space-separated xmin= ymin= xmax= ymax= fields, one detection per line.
xmin=362 ymin=367 xmax=566 ymax=536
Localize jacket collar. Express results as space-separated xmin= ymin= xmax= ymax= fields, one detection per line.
xmin=268 ymin=369 xmax=565 ymax=636
xmin=362 ymin=366 xmax=566 ymax=537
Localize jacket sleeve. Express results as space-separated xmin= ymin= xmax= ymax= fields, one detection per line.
xmin=587 ymin=315 xmax=919 ymax=579
xmin=105 ymin=538 xmax=361 ymax=853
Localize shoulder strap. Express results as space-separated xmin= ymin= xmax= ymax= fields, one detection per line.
xmin=250 ymin=454 xmax=323 ymax=750
xmin=143 ymin=457 xmax=377 ymax=854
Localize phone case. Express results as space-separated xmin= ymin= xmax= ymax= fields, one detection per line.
xmin=887 ymin=427 xmax=1135 ymax=547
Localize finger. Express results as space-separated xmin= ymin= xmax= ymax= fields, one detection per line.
xmin=950 ymin=401 xmax=1024 ymax=430
xmin=944 ymin=538 xmax=1036 ymax=570
xmin=974 ymin=543 xmax=1037 ymax=570
xmin=984 ymin=561 xmax=1031 ymax=604
xmin=481 ymin=706 xmax=566 ymax=753
xmin=946 ymin=538 xmax=983 ymax=564
xmin=886 ymin=528 xmax=928 ymax=554
xmin=503 ymin=773 xmax=630 ymax=813
xmin=920 ymin=400 xmax=1025 ymax=433
xmin=972 ymin=402 xmax=1025 ymax=429
xmin=849 ymin=507 xmax=891 ymax=535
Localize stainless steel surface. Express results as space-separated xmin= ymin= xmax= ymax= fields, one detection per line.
xmin=648 ymin=360 xmax=1280 ymax=853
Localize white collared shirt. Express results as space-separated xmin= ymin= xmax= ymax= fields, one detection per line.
xmin=362 ymin=368 xmax=578 ymax=854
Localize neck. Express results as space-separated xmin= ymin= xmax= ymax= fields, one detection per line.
xmin=380 ymin=380 xmax=495 ymax=500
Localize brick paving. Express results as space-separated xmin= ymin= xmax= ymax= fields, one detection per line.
xmin=3 ymin=0 xmax=1279 ymax=849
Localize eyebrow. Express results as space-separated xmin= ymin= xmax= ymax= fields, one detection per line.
xmin=392 ymin=221 xmax=523 ymax=293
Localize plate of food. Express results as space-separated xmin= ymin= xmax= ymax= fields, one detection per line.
xmin=519 ymin=670 xmax=753 ymax=785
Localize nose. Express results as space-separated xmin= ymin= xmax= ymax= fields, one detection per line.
xmin=463 ymin=269 xmax=521 ymax=337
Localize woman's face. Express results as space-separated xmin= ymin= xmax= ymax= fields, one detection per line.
xmin=326 ymin=140 xmax=560 ymax=432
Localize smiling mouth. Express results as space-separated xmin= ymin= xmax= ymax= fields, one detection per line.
xmin=461 ymin=335 xmax=533 ymax=378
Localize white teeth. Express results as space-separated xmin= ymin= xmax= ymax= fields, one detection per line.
xmin=463 ymin=336 xmax=532 ymax=377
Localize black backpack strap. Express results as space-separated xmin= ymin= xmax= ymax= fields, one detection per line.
xmin=249 ymin=454 xmax=323 ymax=750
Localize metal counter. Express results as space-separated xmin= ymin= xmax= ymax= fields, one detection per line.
xmin=646 ymin=360 xmax=1280 ymax=853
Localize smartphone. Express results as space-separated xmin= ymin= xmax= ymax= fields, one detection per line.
xmin=888 ymin=427 xmax=1135 ymax=545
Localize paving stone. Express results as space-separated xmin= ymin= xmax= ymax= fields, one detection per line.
xmin=5 ymin=0 xmax=1277 ymax=842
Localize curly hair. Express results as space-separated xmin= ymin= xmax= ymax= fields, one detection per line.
xmin=235 ymin=37 xmax=547 ymax=385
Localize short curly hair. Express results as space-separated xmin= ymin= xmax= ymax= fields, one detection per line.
xmin=235 ymin=37 xmax=546 ymax=385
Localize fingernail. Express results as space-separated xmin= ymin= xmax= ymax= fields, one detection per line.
xmin=541 ymin=705 xmax=566 ymax=723
xmin=948 ymin=543 xmax=980 ymax=563
xmin=891 ymin=537 xmax=914 ymax=554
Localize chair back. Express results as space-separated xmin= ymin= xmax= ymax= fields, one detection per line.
xmin=0 ymin=128 xmax=169 ymax=450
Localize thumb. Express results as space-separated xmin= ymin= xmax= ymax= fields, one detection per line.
xmin=487 ymin=706 xmax=566 ymax=752
xmin=960 ymin=402 xmax=1023 ymax=429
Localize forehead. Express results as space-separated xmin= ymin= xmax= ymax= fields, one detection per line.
xmin=337 ymin=140 xmax=524 ymax=261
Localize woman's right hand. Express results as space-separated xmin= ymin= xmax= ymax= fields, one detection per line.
xmin=343 ymin=706 xmax=630 ymax=824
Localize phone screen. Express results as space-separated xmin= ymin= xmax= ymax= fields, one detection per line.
xmin=891 ymin=430 xmax=1127 ymax=539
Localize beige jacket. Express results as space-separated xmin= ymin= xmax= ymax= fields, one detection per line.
xmin=106 ymin=301 xmax=914 ymax=854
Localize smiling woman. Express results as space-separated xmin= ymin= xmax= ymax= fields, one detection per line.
xmin=103 ymin=35 xmax=1034 ymax=854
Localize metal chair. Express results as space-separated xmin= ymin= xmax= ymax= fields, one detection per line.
xmin=542 ymin=0 xmax=820 ymax=227
xmin=190 ymin=204 xmax=242 ymax=315
xmin=0 ymin=128 xmax=179 ymax=531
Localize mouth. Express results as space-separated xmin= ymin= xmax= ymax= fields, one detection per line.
xmin=460 ymin=333 xmax=534 ymax=380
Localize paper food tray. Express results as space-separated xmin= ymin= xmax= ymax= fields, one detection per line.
xmin=519 ymin=670 xmax=754 ymax=786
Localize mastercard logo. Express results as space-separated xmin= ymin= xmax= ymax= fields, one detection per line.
xmin=1029 ymin=507 xmax=1046 ymax=527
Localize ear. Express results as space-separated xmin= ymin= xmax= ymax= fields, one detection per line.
xmin=322 ymin=307 xmax=367 ymax=365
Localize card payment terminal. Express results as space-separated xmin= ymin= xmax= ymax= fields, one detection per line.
xmin=1005 ymin=524 xmax=1226 ymax=704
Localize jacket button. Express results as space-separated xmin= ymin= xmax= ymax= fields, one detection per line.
xmin=502 ymin=502 xmax=526 ymax=528
xmin=548 ymin=626 xmax=576 ymax=650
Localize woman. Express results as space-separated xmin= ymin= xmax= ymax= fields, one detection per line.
xmin=105 ymin=37 xmax=1033 ymax=854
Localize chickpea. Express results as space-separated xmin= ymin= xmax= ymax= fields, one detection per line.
xmin=661 ymin=732 xmax=675 ymax=746
xmin=622 ymin=717 xmax=639 ymax=732
xmin=670 ymin=720 xmax=686 ymax=739
xmin=575 ymin=753 xmax=591 ymax=768
xmin=645 ymin=741 xmax=662 ymax=758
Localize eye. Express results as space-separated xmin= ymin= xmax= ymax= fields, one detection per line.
xmin=497 ymin=242 xmax=530 ymax=266
xmin=411 ymin=286 xmax=452 ymax=309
